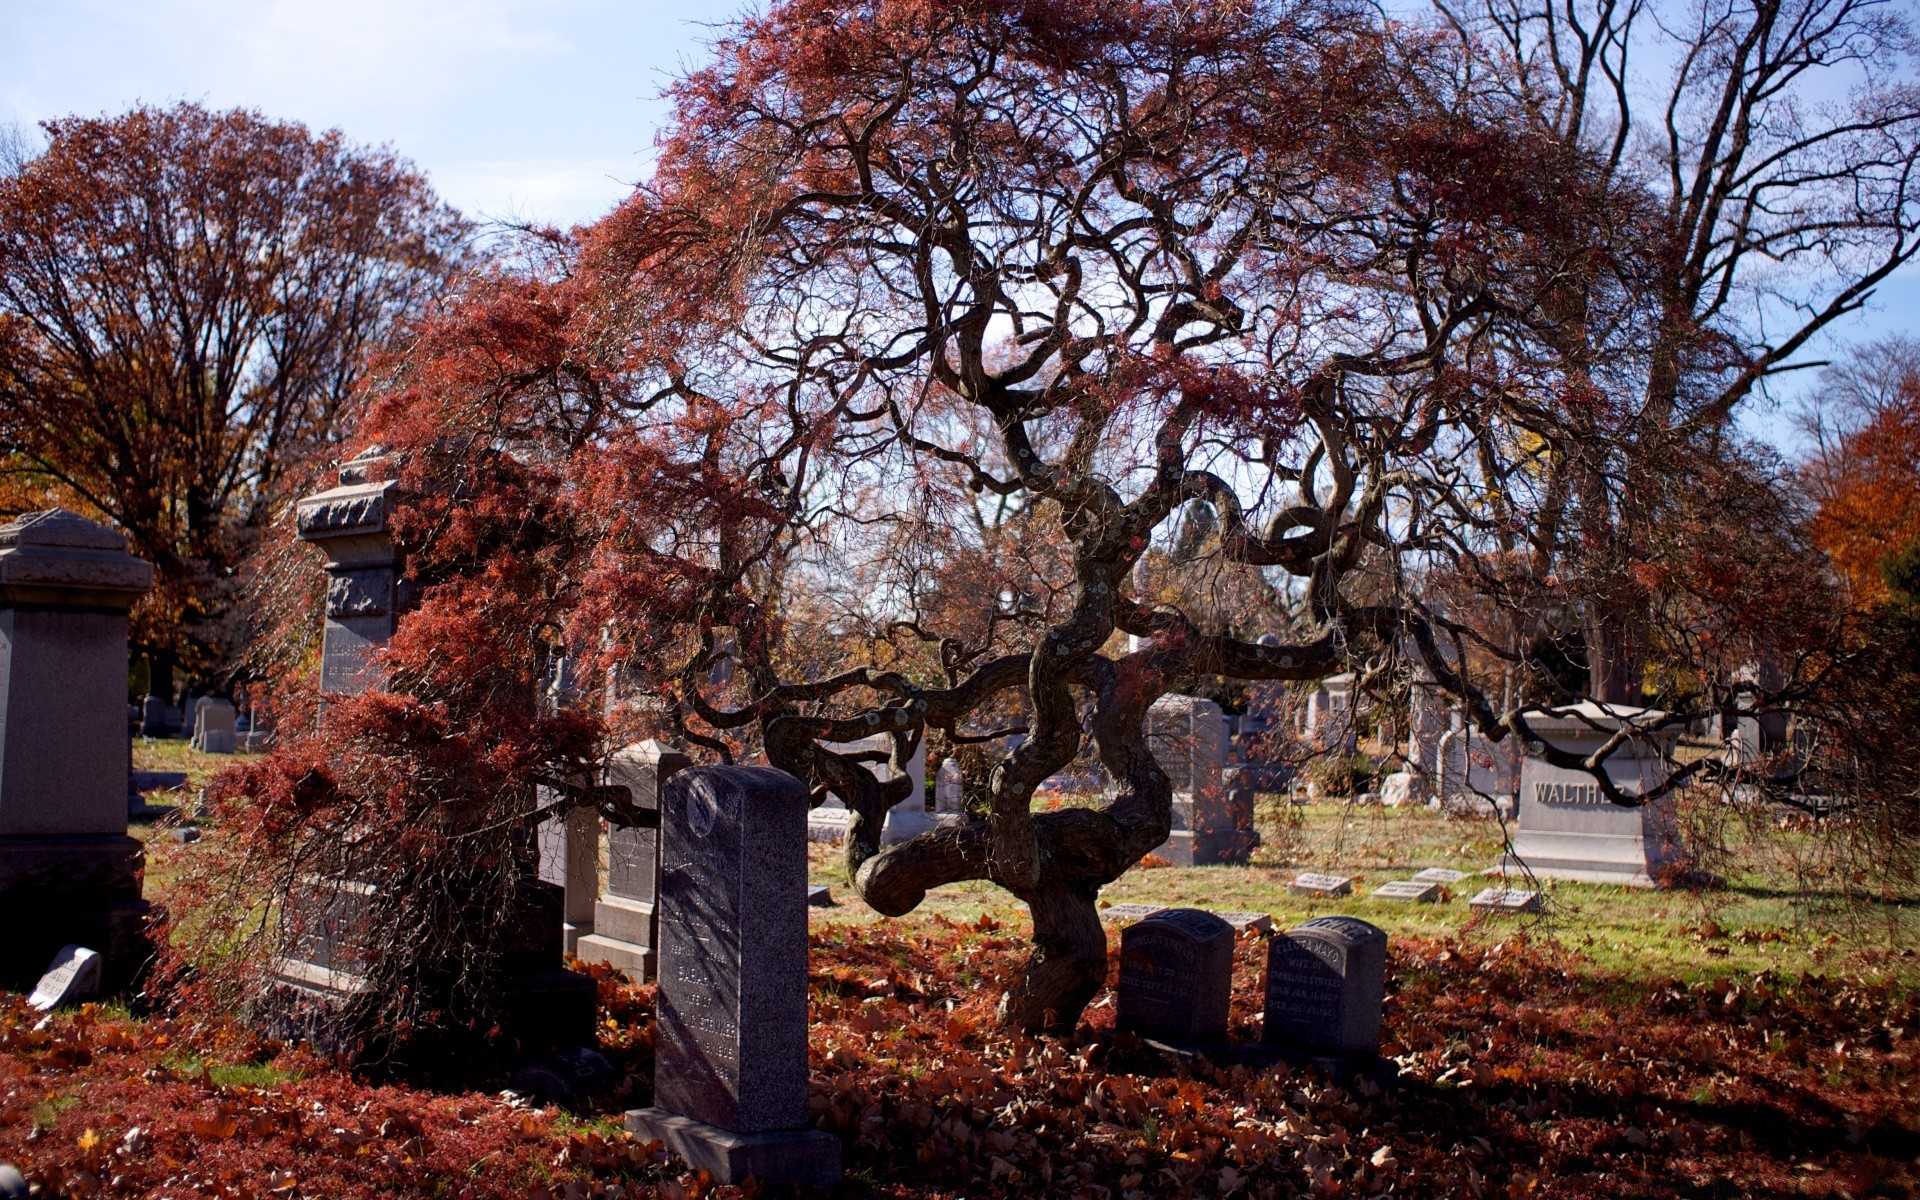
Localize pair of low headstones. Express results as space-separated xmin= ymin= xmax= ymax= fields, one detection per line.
xmin=1116 ymin=908 xmax=1387 ymax=1071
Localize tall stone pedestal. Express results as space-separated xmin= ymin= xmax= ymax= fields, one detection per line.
xmin=625 ymin=766 xmax=840 ymax=1187
xmin=0 ymin=510 xmax=155 ymax=994
xmin=1148 ymin=697 xmax=1257 ymax=865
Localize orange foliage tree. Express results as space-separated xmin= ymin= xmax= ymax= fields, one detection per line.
xmin=0 ymin=104 xmax=466 ymax=691
xmin=1810 ymin=361 xmax=1920 ymax=604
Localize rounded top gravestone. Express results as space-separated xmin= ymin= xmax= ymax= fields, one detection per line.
xmin=1263 ymin=916 xmax=1388 ymax=1059
xmin=1117 ymin=907 xmax=1235 ymax=1046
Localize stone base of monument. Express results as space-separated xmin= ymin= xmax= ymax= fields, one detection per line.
xmin=1152 ymin=828 xmax=1260 ymax=866
xmin=0 ymin=835 xmax=154 ymax=995
xmin=1494 ymin=834 xmax=1702 ymax=889
xmin=626 ymin=1109 xmax=841 ymax=1188
xmin=576 ymin=893 xmax=657 ymax=980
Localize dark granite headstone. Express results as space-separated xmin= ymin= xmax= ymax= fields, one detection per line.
xmin=626 ymin=766 xmax=840 ymax=1187
xmin=1117 ymin=907 xmax=1234 ymax=1046
xmin=1263 ymin=916 xmax=1387 ymax=1061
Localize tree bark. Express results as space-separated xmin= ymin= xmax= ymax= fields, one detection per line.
xmin=997 ymin=880 xmax=1107 ymax=1035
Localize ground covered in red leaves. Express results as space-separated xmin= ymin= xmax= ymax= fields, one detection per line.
xmin=3 ymin=918 xmax=1916 ymax=1200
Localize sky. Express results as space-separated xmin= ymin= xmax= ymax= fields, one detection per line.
xmin=1 ymin=0 xmax=726 ymax=231
xmin=2 ymin=0 xmax=1912 ymax=449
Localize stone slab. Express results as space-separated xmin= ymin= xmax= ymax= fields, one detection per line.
xmin=1289 ymin=872 xmax=1353 ymax=897
xmin=1373 ymin=880 xmax=1440 ymax=902
xmin=572 ymin=934 xmax=653 ymax=980
xmin=807 ymin=886 xmax=833 ymax=907
xmin=28 ymin=944 xmax=102 ymax=1010
xmin=1469 ymin=887 xmax=1541 ymax=912
xmin=1216 ymin=911 xmax=1275 ymax=934
xmin=1100 ymin=903 xmax=1167 ymax=923
xmin=1410 ymin=867 xmax=1468 ymax=884
xmin=626 ymin=1108 xmax=840 ymax=1188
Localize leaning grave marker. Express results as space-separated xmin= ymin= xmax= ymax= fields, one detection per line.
xmin=1263 ymin=916 xmax=1389 ymax=1074
xmin=626 ymin=765 xmax=841 ymax=1188
xmin=1116 ymin=908 xmax=1235 ymax=1049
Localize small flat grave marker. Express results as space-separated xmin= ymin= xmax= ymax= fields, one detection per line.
xmin=1469 ymin=887 xmax=1541 ymax=913
xmin=1411 ymin=867 xmax=1468 ymax=885
xmin=1117 ymin=908 xmax=1234 ymax=1046
xmin=1217 ymin=911 xmax=1274 ymax=934
xmin=1101 ymin=903 xmax=1168 ymax=923
xmin=1373 ymin=879 xmax=1440 ymax=902
xmin=28 ymin=945 xmax=102 ymax=1011
xmin=806 ymin=886 xmax=833 ymax=908
xmin=1289 ymin=872 xmax=1353 ymax=897
xmin=1263 ymin=916 xmax=1388 ymax=1061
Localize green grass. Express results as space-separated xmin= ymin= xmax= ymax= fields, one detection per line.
xmin=808 ymin=801 xmax=1920 ymax=989
xmin=159 ymin=1053 xmax=302 ymax=1089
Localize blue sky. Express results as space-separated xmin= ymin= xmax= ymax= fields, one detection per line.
xmin=2 ymin=0 xmax=1911 ymax=447
xmin=2 ymin=0 xmax=724 ymax=230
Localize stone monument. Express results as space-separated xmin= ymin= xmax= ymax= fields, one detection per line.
xmin=1263 ymin=916 xmax=1388 ymax=1070
xmin=1498 ymin=702 xmax=1690 ymax=887
xmin=574 ymin=739 xmax=690 ymax=980
xmin=1147 ymin=695 xmax=1257 ymax=864
xmin=626 ymin=766 xmax=841 ymax=1187
xmin=934 ymin=757 xmax=963 ymax=814
xmin=190 ymin=699 xmax=237 ymax=754
xmin=1116 ymin=908 xmax=1235 ymax=1048
xmin=266 ymin=451 xmax=595 ymax=1057
xmin=0 ymin=509 xmax=155 ymax=994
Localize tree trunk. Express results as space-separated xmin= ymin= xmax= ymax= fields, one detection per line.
xmin=1585 ymin=607 xmax=1637 ymax=704
xmin=998 ymin=881 xmax=1107 ymax=1035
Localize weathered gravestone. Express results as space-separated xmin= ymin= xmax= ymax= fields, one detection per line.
xmin=0 ymin=509 xmax=156 ymax=995
xmin=934 ymin=757 xmax=963 ymax=814
xmin=1100 ymin=902 xmax=1167 ymax=923
xmin=626 ymin=766 xmax=841 ymax=1187
xmin=1411 ymin=867 xmax=1468 ymax=885
xmin=27 ymin=944 xmax=103 ymax=1011
xmin=1288 ymin=872 xmax=1353 ymax=897
xmin=1117 ymin=908 xmax=1235 ymax=1048
xmin=1373 ymin=879 xmax=1441 ymax=902
xmin=191 ymin=699 xmax=237 ymax=754
xmin=574 ymin=739 xmax=690 ymax=980
xmin=1469 ymin=887 xmax=1541 ymax=913
xmin=1146 ymin=697 xmax=1259 ymax=865
xmin=1498 ymin=702 xmax=1691 ymax=887
xmin=1263 ymin=916 xmax=1388 ymax=1070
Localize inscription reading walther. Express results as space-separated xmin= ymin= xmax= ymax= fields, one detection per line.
xmin=1534 ymin=780 xmax=1611 ymax=806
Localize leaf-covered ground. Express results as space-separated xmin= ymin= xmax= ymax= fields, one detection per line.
xmin=4 ymin=916 xmax=1916 ymax=1200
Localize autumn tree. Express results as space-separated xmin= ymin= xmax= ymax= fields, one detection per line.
xmin=1435 ymin=0 xmax=1920 ymax=702
xmin=0 ymin=103 xmax=466 ymax=691
xmin=1806 ymin=338 xmax=1920 ymax=603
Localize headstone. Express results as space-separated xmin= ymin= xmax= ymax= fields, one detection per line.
xmin=1380 ymin=771 xmax=1414 ymax=808
xmin=805 ymin=805 xmax=853 ymax=842
xmin=0 ymin=1163 xmax=24 ymax=1199
xmin=1304 ymin=674 xmax=1358 ymax=754
xmin=1288 ymin=872 xmax=1353 ymax=897
xmin=1469 ymin=887 xmax=1541 ymax=913
xmin=139 ymin=695 xmax=172 ymax=738
xmin=1100 ymin=902 xmax=1168 ymax=923
xmin=626 ymin=766 xmax=841 ymax=1187
xmin=819 ymin=734 xmax=932 ymax=845
xmin=1372 ymin=879 xmax=1440 ymax=902
xmin=1436 ymin=726 xmax=1521 ymax=813
xmin=1410 ymin=867 xmax=1467 ymax=885
xmin=576 ymin=740 xmax=690 ymax=981
xmin=807 ymin=885 xmax=833 ymax=907
xmin=1216 ymin=910 xmax=1275 ymax=934
xmin=1263 ymin=916 xmax=1387 ymax=1062
xmin=0 ymin=510 xmax=156 ymax=995
xmin=27 ymin=944 xmax=103 ymax=1011
xmin=1116 ymin=908 xmax=1234 ymax=1047
xmin=190 ymin=699 xmax=237 ymax=753
xmin=1148 ymin=696 xmax=1258 ymax=864
xmin=934 ymin=758 xmax=963 ymax=814
xmin=169 ymin=826 xmax=201 ymax=845
xmin=1498 ymin=702 xmax=1690 ymax=887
